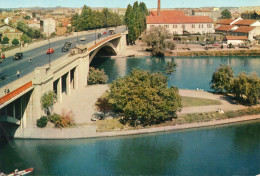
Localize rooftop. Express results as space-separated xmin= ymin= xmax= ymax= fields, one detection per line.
xmin=233 ymin=19 xmax=258 ymax=26
xmin=216 ymin=19 xmax=235 ymax=25
xmin=215 ymin=25 xmax=236 ymax=31
xmin=225 ymin=36 xmax=248 ymax=40
xmin=233 ymin=26 xmax=255 ymax=33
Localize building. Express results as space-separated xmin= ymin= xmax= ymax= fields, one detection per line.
xmin=40 ymin=17 xmax=56 ymax=37
xmin=215 ymin=18 xmax=260 ymax=42
xmin=224 ymin=36 xmax=249 ymax=45
xmin=56 ymin=26 xmax=67 ymax=36
xmin=0 ymin=24 xmax=23 ymax=44
xmin=27 ymin=19 xmax=40 ymax=29
xmin=147 ymin=9 xmax=214 ymax=35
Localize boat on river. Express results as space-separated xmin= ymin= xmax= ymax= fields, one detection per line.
xmin=6 ymin=168 xmax=33 ymax=176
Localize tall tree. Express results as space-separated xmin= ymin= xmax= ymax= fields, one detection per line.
xmin=221 ymin=9 xmax=232 ymax=19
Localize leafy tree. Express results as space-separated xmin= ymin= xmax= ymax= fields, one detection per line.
xmin=143 ymin=26 xmax=172 ymax=56
xmin=12 ymin=38 xmax=19 ymax=46
xmin=210 ymin=65 xmax=234 ymax=93
xmin=40 ymin=91 xmax=57 ymax=115
xmin=107 ymin=69 xmax=182 ymax=126
xmin=88 ymin=67 xmax=108 ymax=85
xmin=95 ymin=97 xmax=113 ymax=118
xmin=21 ymin=34 xmax=32 ymax=43
xmin=2 ymin=36 xmax=9 ymax=44
xmin=221 ymin=9 xmax=232 ymax=19
xmin=50 ymin=32 xmax=56 ymax=37
xmin=232 ymin=72 xmax=259 ymax=105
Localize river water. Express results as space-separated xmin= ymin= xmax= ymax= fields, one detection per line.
xmin=91 ymin=56 xmax=260 ymax=90
xmin=0 ymin=56 xmax=260 ymax=175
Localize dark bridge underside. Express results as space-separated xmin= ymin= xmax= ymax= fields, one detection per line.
xmin=94 ymin=46 xmax=117 ymax=57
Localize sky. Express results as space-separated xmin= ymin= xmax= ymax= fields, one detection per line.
xmin=0 ymin=0 xmax=259 ymax=9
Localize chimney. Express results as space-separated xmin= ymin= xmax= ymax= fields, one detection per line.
xmin=157 ymin=0 xmax=161 ymax=16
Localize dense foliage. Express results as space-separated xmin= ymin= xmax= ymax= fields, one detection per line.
xmin=124 ymin=2 xmax=149 ymax=45
xmin=49 ymin=111 xmax=74 ymax=128
xmin=2 ymin=37 xmax=9 ymax=44
xmin=105 ymin=69 xmax=182 ymax=126
xmin=12 ymin=38 xmax=19 ymax=46
xmin=210 ymin=65 xmax=259 ymax=105
xmin=71 ymin=6 xmax=123 ymax=31
xmin=210 ymin=65 xmax=234 ymax=93
xmin=40 ymin=91 xmax=57 ymax=115
xmin=95 ymin=97 xmax=113 ymax=118
xmin=17 ymin=21 xmax=44 ymax=41
xmin=165 ymin=62 xmax=177 ymax=74
xmin=20 ymin=34 xmax=32 ymax=43
xmin=36 ymin=116 xmax=48 ymax=128
xmin=221 ymin=9 xmax=232 ymax=19
xmin=88 ymin=67 xmax=108 ymax=85
xmin=143 ymin=26 xmax=174 ymax=56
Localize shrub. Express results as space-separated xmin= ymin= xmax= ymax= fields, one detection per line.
xmin=49 ymin=111 xmax=74 ymax=128
xmin=2 ymin=37 xmax=9 ymax=44
xmin=95 ymin=96 xmax=113 ymax=118
xmin=87 ymin=67 xmax=108 ymax=85
xmin=36 ymin=116 xmax=48 ymax=128
xmin=40 ymin=91 xmax=57 ymax=115
xmin=12 ymin=38 xmax=19 ymax=46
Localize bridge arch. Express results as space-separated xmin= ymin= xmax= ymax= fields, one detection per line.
xmin=89 ymin=42 xmax=118 ymax=64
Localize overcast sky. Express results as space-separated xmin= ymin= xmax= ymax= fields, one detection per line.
xmin=0 ymin=0 xmax=259 ymax=9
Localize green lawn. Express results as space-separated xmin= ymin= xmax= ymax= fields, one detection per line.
xmin=181 ymin=96 xmax=222 ymax=107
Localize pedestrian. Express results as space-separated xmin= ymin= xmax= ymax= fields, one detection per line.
xmin=17 ymin=69 xmax=20 ymax=78
xmin=29 ymin=57 xmax=32 ymax=63
xmin=1 ymin=53 xmax=5 ymax=59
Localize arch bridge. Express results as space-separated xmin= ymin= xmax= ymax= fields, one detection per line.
xmin=0 ymin=32 xmax=127 ymax=137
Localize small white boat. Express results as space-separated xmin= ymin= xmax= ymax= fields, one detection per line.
xmin=7 ymin=168 xmax=33 ymax=176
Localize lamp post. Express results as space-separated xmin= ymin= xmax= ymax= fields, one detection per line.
xmin=48 ymin=37 xmax=51 ymax=66
xmin=95 ymin=29 xmax=96 ymax=44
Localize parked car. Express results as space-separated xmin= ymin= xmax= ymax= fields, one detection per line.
xmin=64 ymin=42 xmax=72 ymax=47
xmin=46 ymin=48 xmax=55 ymax=54
xmin=238 ymin=43 xmax=249 ymax=49
xmin=0 ymin=73 xmax=7 ymax=80
xmin=61 ymin=46 xmax=69 ymax=52
xmin=103 ymin=31 xmax=107 ymax=35
xmin=13 ymin=52 xmax=23 ymax=60
xmin=80 ymin=37 xmax=86 ymax=41
xmin=212 ymin=43 xmax=219 ymax=46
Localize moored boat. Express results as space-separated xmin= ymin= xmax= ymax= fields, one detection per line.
xmin=7 ymin=168 xmax=33 ymax=176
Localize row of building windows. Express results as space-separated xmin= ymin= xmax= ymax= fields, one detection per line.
xmin=150 ymin=24 xmax=213 ymax=30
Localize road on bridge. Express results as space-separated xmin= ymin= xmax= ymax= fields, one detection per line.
xmin=0 ymin=26 xmax=126 ymax=88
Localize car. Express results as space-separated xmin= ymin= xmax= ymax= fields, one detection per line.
xmin=13 ymin=52 xmax=23 ymax=60
xmin=64 ymin=42 xmax=72 ymax=47
xmin=212 ymin=43 xmax=219 ymax=46
xmin=108 ymin=30 xmax=115 ymax=35
xmin=61 ymin=46 xmax=69 ymax=52
xmin=46 ymin=48 xmax=55 ymax=54
xmin=238 ymin=44 xmax=249 ymax=49
xmin=80 ymin=37 xmax=86 ymax=41
xmin=103 ymin=31 xmax=107 ymax=35
xmin=0 ymin=73 xmax=7 ymax=80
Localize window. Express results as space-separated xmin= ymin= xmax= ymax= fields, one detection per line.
xmin=173 ymin=24 xmax=178 ymax=28
xmin=164 ymin=25 xmax=169 ymax=28
xmin=182 ymin=24 xmax=185 ymax=29
xmin=201 ymin=24 xmax=204 ymax=28
xmin=192 ymin=24 xmax=195 ymax=28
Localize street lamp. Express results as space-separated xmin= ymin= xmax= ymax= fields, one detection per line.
xmin=48 ymin=37 xmax=51 ymax=66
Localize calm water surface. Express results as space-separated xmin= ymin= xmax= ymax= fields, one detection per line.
xmin=1 ymin=121 xmax=260 ymax=175
xmin=0 ymin=56 xmax=260 ymax=175
xmin=91 ymin=56 xmax=260 ymax=90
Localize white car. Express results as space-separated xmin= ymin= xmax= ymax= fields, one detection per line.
xmin=80 ymin=37 xmax=86 ymax=41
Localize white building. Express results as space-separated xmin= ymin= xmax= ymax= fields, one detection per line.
xmin=146 ymin=10 xmax=215 ymax=35
xmin=41 ymin=18 xmax=56 ymax=37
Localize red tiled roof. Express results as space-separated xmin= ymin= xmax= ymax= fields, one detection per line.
xmin=149 ymin=10 xmax=185 ymax=17
xmin=215 ymin=25 xmax=236 ymax=31
xmin=233 ymin=26 xmax=255 ymax=33
xmin=226 ymin=36 xmax=248 ymax=40
xmin=233 ymin=19 xmax=257 ymax=26
xmin=216 ymin=19 xmax=235 ymax=25
xmin=147 ymin=16 xmax=213 ymax=24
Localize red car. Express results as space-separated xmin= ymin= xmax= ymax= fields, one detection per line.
xmin=103 ymin=31 xmax=107 ymax=34
xmin=46 ymin=48 xmax=55 ymax=54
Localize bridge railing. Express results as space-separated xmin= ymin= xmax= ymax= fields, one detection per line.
xmin=88 ymin=34 xmax=121 ymax=52
xmin=0 ymin=81 xmax=33 ymax=105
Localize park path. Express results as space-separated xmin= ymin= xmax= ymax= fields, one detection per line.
xmin=54 ymin=84 xmax=251 ymax=125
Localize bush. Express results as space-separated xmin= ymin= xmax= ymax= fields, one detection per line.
xmin=107 ymin=69 xmax=182 ymax=126
xmin=49 ymin=111 xmax=74 ymax=128
xmin=36 ymin=116 xmax=48 ymax=128
xmin=2 ymin=37 xmax=9 ymax=44
xmin=95 ymin=96 xmax=113 ymax=118
xmin=88 ymin=67 xmax=108 ymax=85
xmin=12 ymin=38 xmax=19 ymax=46
xmin=40 ymin=91 xmax=57 ymax=115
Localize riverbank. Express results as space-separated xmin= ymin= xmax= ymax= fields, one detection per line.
xmin=14 ymin=84 xmax=260 ymax=139
xmin=121 ymin=40 xmax=260 ymax=57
